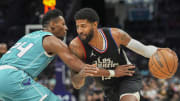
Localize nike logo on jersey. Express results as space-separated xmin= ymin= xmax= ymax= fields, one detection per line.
xmin=90 ymin=51 xmax=96 ymax=57
xmin=22 ymin=78 xmax=31 ymax=86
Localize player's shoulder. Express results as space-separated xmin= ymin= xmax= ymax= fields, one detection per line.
xmin=69 ymin=37 xmax=83 ymax=50
xmin=69 ymin=37 xmax=85 ymax=59
xmin=108 ymin=27 xmax=128 ymax=39
xmin=108 ymin=27 xmax=131 ymax=46
xmin=110 ymin=28 xmax=127 ymax=35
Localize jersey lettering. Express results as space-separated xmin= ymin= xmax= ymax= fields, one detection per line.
xmin=94 ymin=57 xmax=119 ymax=69
xmin=7 ymin=42 xmax=34 ymax=57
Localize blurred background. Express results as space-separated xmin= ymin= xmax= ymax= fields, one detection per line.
xmin=0 ymin=0 xmax=180 ymax=101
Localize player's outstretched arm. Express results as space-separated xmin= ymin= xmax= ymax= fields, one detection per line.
xmin=111 ymin=28 xmax=158 ymax=58
xmin=43 ymin=35 xmax=88 ymax=72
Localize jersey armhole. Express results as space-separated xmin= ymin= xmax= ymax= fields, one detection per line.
xmin=42 ymin=35 xmax=55 ymax=57
xmin=109 ymin=28 xmax=119 ymax=49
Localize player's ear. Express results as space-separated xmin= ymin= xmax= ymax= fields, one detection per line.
xmin=51 ymin=26 xmax=55 ymax=31
xmin=93 ymin=21 xmax=98 ymax=28
xmin=49 ymin=22 xmax=56 ymax=31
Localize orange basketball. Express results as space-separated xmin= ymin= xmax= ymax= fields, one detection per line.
xmin=149 ymin=49 xmax=178 ymax=79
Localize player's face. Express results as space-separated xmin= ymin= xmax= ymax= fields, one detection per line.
xmin=52 ymin=16 xmax=68 ymax=39
xmin=76 ymin=19 xmax=94 ymax=43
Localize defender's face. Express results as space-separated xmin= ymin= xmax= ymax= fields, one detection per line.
xmin=52 ymin=16 xmax=68 ymax=39
xmin=76 ymin=19 xmax=94 ymax=43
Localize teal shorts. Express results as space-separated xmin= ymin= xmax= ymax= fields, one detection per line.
xmin=0 ymin=67 xmax=61 ymax=101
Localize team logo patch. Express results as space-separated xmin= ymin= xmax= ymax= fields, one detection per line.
xmin=22 ymin=78 xmax=31 ymax=86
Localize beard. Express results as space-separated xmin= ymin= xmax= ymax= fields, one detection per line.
xmin=78 ymin=29 xmax=94 ymax=44
xmin=58 ymin=36 xmax=64 ymax=40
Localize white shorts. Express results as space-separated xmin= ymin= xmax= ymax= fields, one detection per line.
xmin=120 ymin=92 xmax=140 ymax=101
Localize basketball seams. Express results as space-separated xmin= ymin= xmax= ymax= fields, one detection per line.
xmin=149 ymin=58 xmax=167 ymax=79
xmin=154 ymin=52 xmax=163 ymax=67
xmin=150 ymin=64 xmax=168 ymax=79
xmin=158 ymin=51 xmax=172 ymax=73
xmin=152 ymin=53 xmax=171 ymax=76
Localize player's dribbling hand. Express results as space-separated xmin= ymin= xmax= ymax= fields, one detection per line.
xmin=115 ymin=64 xmax=135 ymax=77
xmin=157 ymin=48 xmax=178 ymax=59
xmin=157 ymin=48 xmax=171 ymax=52
xmin=78 ymin=64 xmax=99 ymax=78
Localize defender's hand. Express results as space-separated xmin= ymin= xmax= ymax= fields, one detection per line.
xmin=115 ymin=64 xmax=135 ymax=77
xmin=78 ymin=64 xmax=99 ymax=78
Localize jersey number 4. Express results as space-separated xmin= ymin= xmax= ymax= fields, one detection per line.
xmin=7 ymin=42 xmax=34 ymax=57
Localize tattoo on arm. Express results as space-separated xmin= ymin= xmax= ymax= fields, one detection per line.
xmin=119 ymin=31 xmax=131 ymax=46
xmin=120 ymin=34 xmax=127 ymax=41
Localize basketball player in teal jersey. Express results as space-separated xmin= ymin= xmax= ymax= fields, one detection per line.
xmin=69 ymin=8 xmax=173 ymax=101
xmin=0 ymin=9 xmax=99 ymax=101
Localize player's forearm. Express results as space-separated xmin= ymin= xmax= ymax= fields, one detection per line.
xmin=126 ymin=39 xmax=158 ymax=58
xmin=67 ymin=56 xmax=85 ymax=72
xmin=58 ymin=51 xmax=85 ymax=72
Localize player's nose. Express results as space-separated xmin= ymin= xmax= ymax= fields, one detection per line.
xmin=65 ymin=25 xmax=68 ymax=31
xmin=78 ymin=28 xmax=84 ymax=35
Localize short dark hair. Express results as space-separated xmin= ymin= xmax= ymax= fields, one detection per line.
xmin=74 ymin=8 xmax=99 ymax=23
xmin=41 ymin=9 xmax=63 ymax=27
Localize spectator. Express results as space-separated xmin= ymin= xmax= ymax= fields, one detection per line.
xmin=0 ymin=43 xmax=7 ymax=57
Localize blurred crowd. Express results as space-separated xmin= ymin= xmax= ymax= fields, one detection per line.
xmin=141 ymin=76 xmax=180 ymax=101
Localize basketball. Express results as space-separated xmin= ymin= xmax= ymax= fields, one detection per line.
xmin=149 ymin=49 xmax=178 ymax=79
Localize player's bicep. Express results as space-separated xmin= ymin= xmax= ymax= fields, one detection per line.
xmin=43 ymin=35 xmax=78 ymax=61
xmin=43 ymin=36 xmax=84 ymax=72
xmin=118 ymin=29 xmax=131 ymax=46
xmin=43 ymin=35 xmax=68 ymax=54
xmin=111 ymin=28 xmax=132 ymax=46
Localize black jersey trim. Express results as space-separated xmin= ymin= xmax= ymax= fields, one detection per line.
xmin=91 ymin=29 xmax=108 ymax=54
xmin=109 ymin=28 xmax=119 ymax=49
xmin=77 ymin=37 xmax=87 ymax=60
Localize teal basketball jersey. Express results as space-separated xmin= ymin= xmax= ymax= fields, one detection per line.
xmin=0 ymin=31 xmax=55 ymax=78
